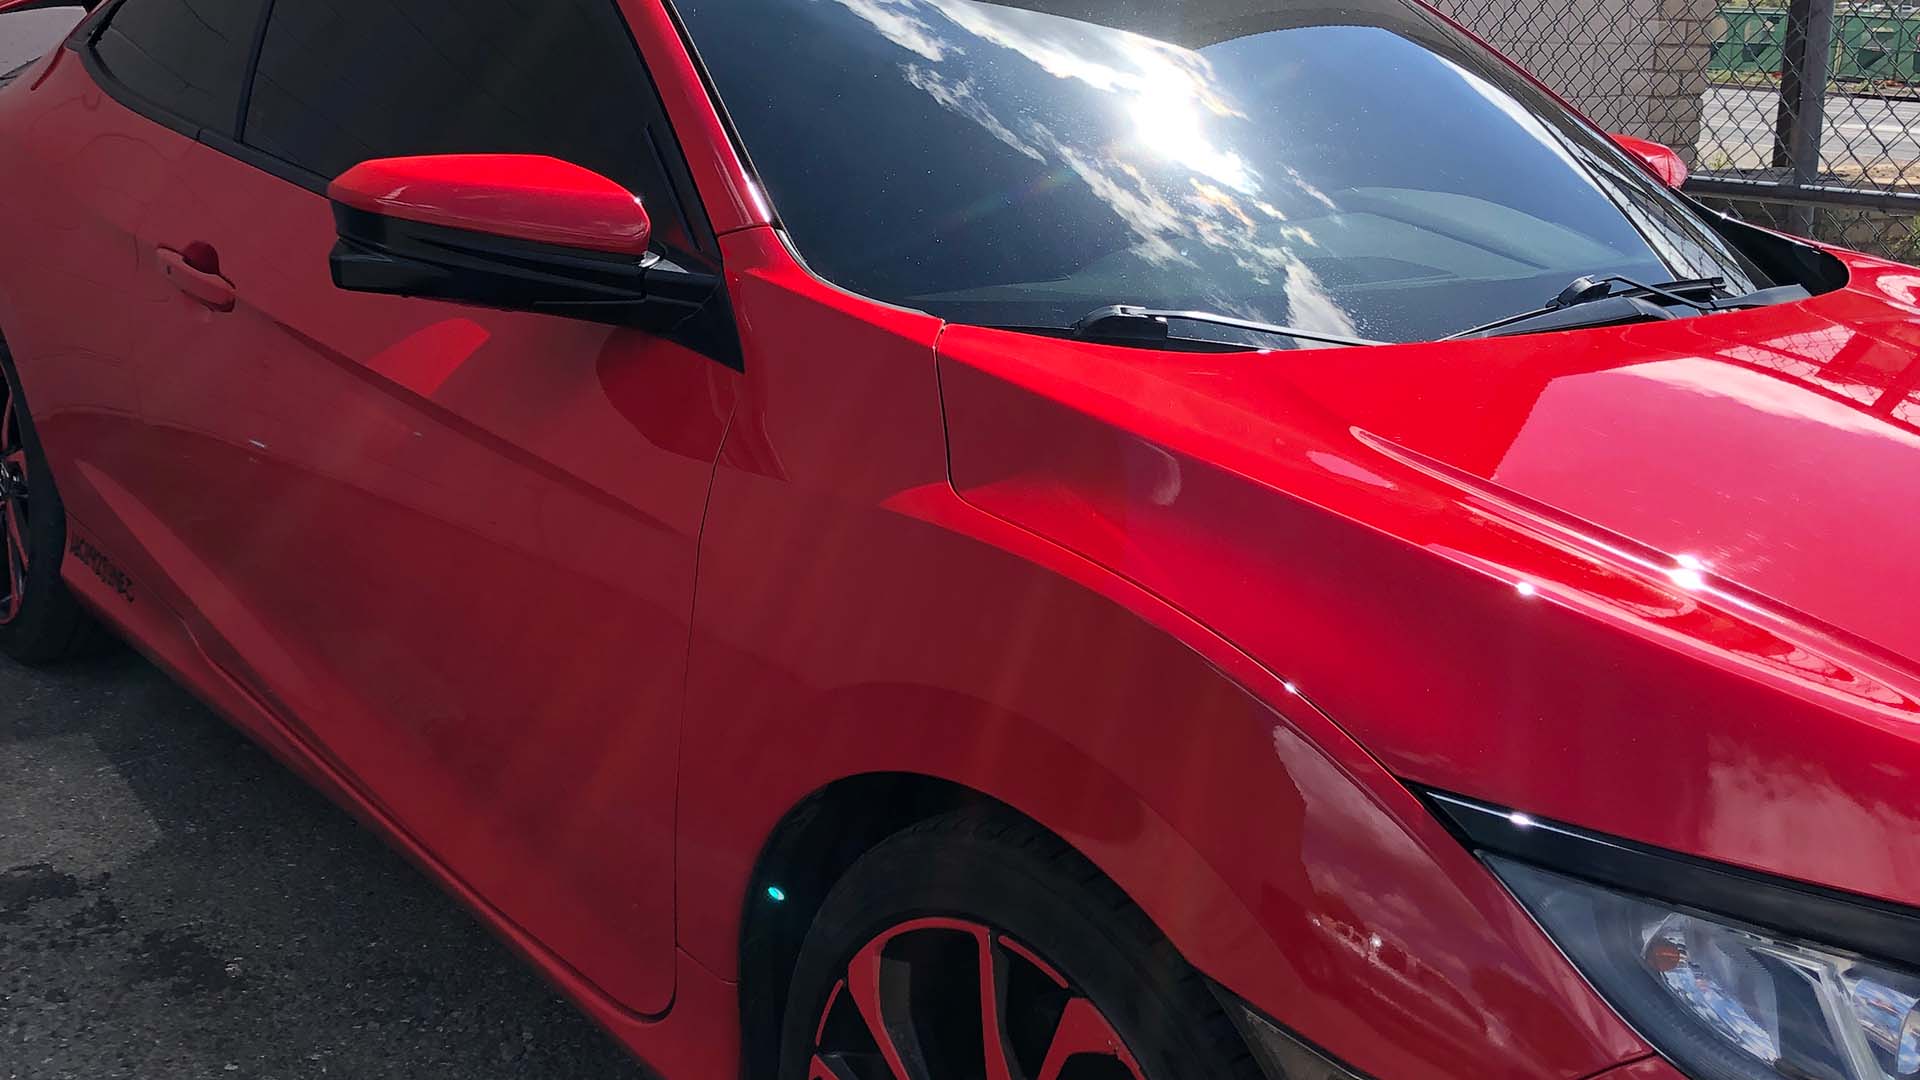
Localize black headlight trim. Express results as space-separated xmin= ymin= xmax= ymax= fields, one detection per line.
xmin=1424 ymin=789 xmax=1920 ymax=971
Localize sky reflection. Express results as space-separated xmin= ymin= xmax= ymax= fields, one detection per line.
xmin=833 ymin=0 xmax=1352 ymax=329
xmin=680 ymin=0 xmax=1759 ymax=341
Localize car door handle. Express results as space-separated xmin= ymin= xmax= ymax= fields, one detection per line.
xmin=155 ymin=246 xmax=236 ymax=313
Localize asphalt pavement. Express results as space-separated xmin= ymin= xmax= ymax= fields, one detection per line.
xmin=0 ymin=646 xmax=650 ymax=1079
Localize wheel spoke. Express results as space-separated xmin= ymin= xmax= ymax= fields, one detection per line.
xmin=3 ymin=507 xmax=24 ymax=623
xmin=6 ymin=499 xmax=28 ymax=575
xmin=815 ymin=979 xmax=846 ymax=1046
xmin=1034 ymin=997 xmax=1146 ymax=1080
xmin=810 ymin=1055 xmax=861 ymax=1080
xmin=845 ymin=935 xmax=928 ymax=1080
xmin=0 ymin=389 xmax=27 ymax=625
xmin=822 ymin=919 xmax=1144 ymax=1080
xmin=978 ymin=934 xmax=1021 ymax=1080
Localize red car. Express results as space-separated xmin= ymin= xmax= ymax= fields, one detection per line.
xmin=4 ymin=0 xmax=1919 ymax=1077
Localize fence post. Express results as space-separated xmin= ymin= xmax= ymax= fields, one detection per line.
xmin=1771 ymin=0 xmax=1836 ymax=233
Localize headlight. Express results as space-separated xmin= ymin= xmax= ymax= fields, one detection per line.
xmin=1492 ymin=858 xmax=1920 ymax=1080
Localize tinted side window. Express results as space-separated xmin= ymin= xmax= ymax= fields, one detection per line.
xmin=92 ymin=0 xmax=268 ymax=135
xmin=244 ymin=0 xmax=697 ymax=255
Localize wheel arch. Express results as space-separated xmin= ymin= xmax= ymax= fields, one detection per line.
xmin=713 ymin=677 xmax=1276 ymax=1080
xmin=732 ymin=761 xmax=1255 ymax=1080
xmin=734 ymin=771 xmax=988 ymax=1080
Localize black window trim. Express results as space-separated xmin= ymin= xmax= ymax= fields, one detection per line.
xmin=69 ymin=0 xmax=720 ymax=264
xmin=231 ymin=0 xmax=274 ymax=140
xmin=72 ymin=0 xmax=233 ymax=141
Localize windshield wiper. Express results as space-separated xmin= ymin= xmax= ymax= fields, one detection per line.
xmin=1443 ymin=274 xmax=1735 ymax=340
xmin=1070 ymin=305 xmax=1384 ymax=349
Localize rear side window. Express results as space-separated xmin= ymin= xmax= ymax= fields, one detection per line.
xmin=243 ymin=0 xmax=699 ymax=255
xmin=91 ymin=0 xmax=268 ymax=135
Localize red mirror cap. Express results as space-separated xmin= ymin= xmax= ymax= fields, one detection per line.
xmin=1610 ymin=134 xmax=1689 ymax=190
xmin=328 ymin=154 xmax=652 ymax=258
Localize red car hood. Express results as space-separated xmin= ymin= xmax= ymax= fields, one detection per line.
xmin=940 ymin=251 xmax=1920 ymax=906
xmin=1287 ymin=264 xmax=1920 ymax=672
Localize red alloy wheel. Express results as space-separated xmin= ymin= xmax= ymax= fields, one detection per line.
xmin=0 ymin=377 xmax=30 ymax=626
xmin=808 ymin=916 xmax=1146 ymax=1080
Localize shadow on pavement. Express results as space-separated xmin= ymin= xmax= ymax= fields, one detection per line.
xmin=0 ymin=646 xmax=650 ymax=1079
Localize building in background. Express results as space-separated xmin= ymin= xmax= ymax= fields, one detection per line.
xmin=1427 ymin=0 xmax=1721 ymax=165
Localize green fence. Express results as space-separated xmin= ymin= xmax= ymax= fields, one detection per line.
xmin=1713 ymin=4 xmax=1920 ymax=82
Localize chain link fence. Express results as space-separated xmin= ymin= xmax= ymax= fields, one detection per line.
xmin=1428 ymin=0 xmax=1920 ymax=261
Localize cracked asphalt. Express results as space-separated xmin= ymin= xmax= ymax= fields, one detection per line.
xmin=0 ymin=647 xmax=652 ymax=1079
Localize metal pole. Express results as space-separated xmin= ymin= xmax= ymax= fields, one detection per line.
xmin=1789 ymin=0 xmax=1837 ymax=234
xmin=1774 ymin=0 xmax=1814 ymax=169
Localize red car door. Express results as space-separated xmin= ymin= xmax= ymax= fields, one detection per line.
xmin=0 ymin=3 xmax=260 ymax=618
xmin=71 ymin=0 xmax=732 ymax=1015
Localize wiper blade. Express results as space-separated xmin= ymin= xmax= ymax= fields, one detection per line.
xmin=1445 ymin=275 xmax=1729 ymax=341
xmin=1072 ymin=305 xmax=1384 ymax=349
xmin=1553 ymin=274 xmax=1726 ymax=311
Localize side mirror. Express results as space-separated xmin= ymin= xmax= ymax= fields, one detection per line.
xmin=1610 ymin=134 xmax=1689 ymax=190
xmin=328 ymin=154 xmax=715 ymax=328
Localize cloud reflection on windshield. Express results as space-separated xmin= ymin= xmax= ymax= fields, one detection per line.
xmin=901 ymin=65 xmax=1045 ymax=161
xmin=828 ymin=0 xmax=952 ymax=60
xmin=828 ymin=0 xmax=1363 ymax=337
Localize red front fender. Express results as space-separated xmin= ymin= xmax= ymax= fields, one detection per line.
xmin=676 ymin=473 xmax=1645 ymax=1080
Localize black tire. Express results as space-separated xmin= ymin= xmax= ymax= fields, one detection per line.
xmin=779 ymin=808 xmax=1265 ymax=1080
xmin=0 ymin=340 xmax=110 ymax=664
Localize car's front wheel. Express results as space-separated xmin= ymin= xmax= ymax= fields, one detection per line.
xmin=0 ymin=339 xmax=109 ymax=664
xmin=780 ymin=809 xmax=1264 ymax=1080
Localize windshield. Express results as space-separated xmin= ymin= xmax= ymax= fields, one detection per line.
xmin=676 ymin=0 xmax=1770 ymax=345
